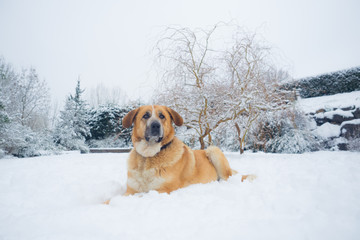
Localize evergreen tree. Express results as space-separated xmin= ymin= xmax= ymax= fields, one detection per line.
xmin=54 ymin=80 xmax=91 ymax=152
xmin=86 ymin=104 xmax=136 ymax=147
xmin=69 ymin=80 xmax=91 ymax=139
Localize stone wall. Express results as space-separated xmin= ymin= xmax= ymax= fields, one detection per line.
xmin=309 ymin=106 xmax=360 ymax=150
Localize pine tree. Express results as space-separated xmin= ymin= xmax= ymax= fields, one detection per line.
xmin=86 ymin=104 xmax=135 ymax=147
xmin=54 ymin=80 xmax=91 ymax=152
xmin=70 ymin=80 xmax=91 ymax=139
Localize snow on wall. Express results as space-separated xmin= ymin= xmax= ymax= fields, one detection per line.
xmin=314 ymin=122 xmax=341 ymax=139
xmin=296 ymin=91 xmax=360 ymax=150
xmin=297 ymin=90 xmax=360 ymax=114
xmin=341 ymin=118 xmax=360 ymax=127
xmin=315 ymin=108 xmax=354 ymax=119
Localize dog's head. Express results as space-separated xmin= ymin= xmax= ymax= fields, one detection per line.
xmin=122 ymin=105 xmax=183 ymax=157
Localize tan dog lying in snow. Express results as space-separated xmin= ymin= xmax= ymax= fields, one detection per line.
xmin=105 ymin=105 xmax=254 ymax=203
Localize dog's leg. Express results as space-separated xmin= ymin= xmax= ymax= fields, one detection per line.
xmin=124 ymin=185 xmax=137 ymax=196
xmin=205 ymin=146 xmax=233 ymax=180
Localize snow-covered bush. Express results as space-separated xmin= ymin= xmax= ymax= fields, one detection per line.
xmin=0 ymin=103 xmax=9 ymax=126
xmin=174 ymin=126 xmax=201 ymax=150
xmin=265 ymin=129 xmax=319 ymax=154
xmin=53 ymin=124 xmax=89 ymax=153
xmin=210 ymin=123 xmax=240 ymax=152
xmin=347 ymin=138 xmax=360 ymax=152
xmin=248 ymin=108 xmax=320 ymax=153
xmin=86 ymin=137 xmax=129 ymax=148
xmin=0 ymin=149 xmax=5 ymax=158
xmin=283 ymin=67 xmax=360 ymax=98
xmin=0 ymin=122 xmax=57 ymax=158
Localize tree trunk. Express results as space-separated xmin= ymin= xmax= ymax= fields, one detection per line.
xmin=235 ymin=123 xmax=244 ymax=154
xmin=199 ymin=136 xmax=205 ymax=149
xmin=207 ymin=129 xmax=212 ymax=146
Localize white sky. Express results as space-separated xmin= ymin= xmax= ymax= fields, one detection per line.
xmin=0 ymin=0 xmax=359 ymax=104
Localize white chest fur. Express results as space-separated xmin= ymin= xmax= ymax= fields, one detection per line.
xmin=134 ymin=140 xmax=161 ymax=157
xmin=127 ymin=167 xmax=165 ymax=193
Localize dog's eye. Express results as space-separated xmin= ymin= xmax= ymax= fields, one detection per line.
xmin=159 ymin=113 xmax=165 ymax=119
xmin=143 ymin=112 xmax=150 ymax=119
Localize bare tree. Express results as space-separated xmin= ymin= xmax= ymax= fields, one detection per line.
xmin=18 ymin=68 xmax=50 ymax=130
xmin=154 ymin=24 xmax=226 ymax=149
xmin=87 ymin=83 xmax=128 ymax=108
xmin=154 ymin=24 xmax=291 ymax=151
xmin=0 ymin=57 xmax=53 ymax=157
xmin=0 ymin=59 xmax=50 ymax=131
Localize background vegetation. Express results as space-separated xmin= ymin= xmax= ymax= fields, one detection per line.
xmin=1 ymin=24 xmax=359 ymax=158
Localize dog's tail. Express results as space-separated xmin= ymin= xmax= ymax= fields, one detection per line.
xmin=205 ymin=146 xmax=257 ymax=182
xmin=205 ymin=146 xmax=233 ymax=180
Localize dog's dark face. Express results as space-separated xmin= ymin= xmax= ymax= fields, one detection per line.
xmin=123 ymin=106 xmax=183 ymax=154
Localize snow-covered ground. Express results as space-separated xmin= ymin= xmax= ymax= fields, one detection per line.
xmin=1 ymin=151 xmax=360 ymax=240
xmin=297 ymin=90 xmax=360 ymax=113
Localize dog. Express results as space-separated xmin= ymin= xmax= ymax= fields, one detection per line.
xmin=105 ymin=105 xmax=254 ymax=202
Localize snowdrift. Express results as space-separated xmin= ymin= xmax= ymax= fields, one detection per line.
xmin=1 ymin=151 xmax=360 ymax=240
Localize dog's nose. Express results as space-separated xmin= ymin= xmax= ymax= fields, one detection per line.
xmin=150 ymin=121 xmax=161 ymax=136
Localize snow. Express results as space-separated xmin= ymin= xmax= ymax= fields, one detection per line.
xmin=315 ymin=108 xmax=354 ymax=119
xmin=297 ymin=90 xmax=360 ymax=113
xmin=314 ymin=122 xmax=341 ymax=139
xmin=1 ymin=151 xmax=360 ymax=240
xmin=341 ymin=119 xmax=360 ymax=127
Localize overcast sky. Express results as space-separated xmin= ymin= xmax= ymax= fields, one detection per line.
xmin=0 ymin=0 xmax=359 ymax=104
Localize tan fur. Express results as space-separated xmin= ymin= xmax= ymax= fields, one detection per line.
xmin=205 ymin=146 xmax=233 ymax=180
xmin=105 ymin=105 xmax=253 ymax=201
xmin=241 ymin=174 xmax=257 ymax=182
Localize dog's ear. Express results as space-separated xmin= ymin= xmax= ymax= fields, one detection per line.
xmin=122 ymin=108 xmax=140 ymax=128
xmin=166 ymin=107 xmax=183 ymax=126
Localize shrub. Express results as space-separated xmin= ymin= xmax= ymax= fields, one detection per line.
xmin=0 ymin=122 xmax=57 ymax=158
xmin=348 ymin=137 xmax=360 ymax=152
xmin=248 ymin=108 xmax=320 ymax=153
xmin=283 ymin=67 xmax=360 ymax=98
xmin=265 ymin=129 xmax=319 ymax=154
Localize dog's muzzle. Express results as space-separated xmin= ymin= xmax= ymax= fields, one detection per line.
xmin=145 ymin=120 xmax=163 ymax=143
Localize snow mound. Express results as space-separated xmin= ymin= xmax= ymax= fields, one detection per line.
xmin=314 ymin=122 xmax=341 ymax=139
xmin=1 ymin=152 xmax=360 ymax=240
